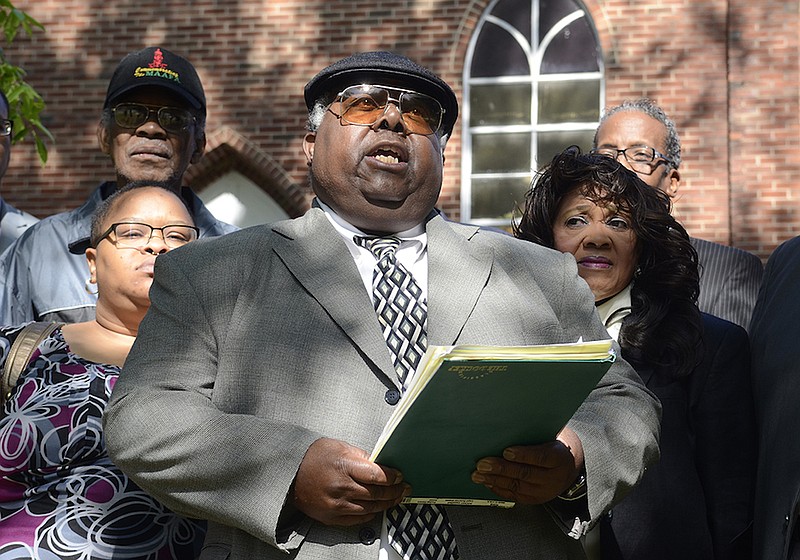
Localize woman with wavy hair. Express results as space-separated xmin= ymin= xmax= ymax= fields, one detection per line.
xmin=515 ymin=146 xmax=756 ymax=559
xmin=0 ymin=183 xmax=204 ymax=558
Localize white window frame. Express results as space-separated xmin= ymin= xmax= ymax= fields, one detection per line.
xmin=461 ymin=0 xmax=605 ymax=227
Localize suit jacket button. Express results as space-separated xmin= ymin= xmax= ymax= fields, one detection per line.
xmin=385 ymin=389 xmax=401 ymax=405
xmin=359 ymin=526 xmax=377 ymax=545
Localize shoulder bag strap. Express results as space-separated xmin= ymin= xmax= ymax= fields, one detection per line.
xmin=2 ymin=322 xmax=63 ymax=403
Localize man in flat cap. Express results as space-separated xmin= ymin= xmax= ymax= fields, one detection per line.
xmin=0 ymin=46 xmax=236 ymax=324
xmin=105 ymin=51 xmax=660 ymax=559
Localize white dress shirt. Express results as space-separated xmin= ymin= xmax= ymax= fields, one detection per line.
xmin=319 ymin=201 xmax=426 ymax=560
xmin=595 ymin=284 xmax=633 ymax=342
xmin=319 ymin=200 xmax=429 ymax=301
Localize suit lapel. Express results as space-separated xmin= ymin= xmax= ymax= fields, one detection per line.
xmin=271 ymin=209 xmax=398 ymax=384
xmin=270 ymin=211 xmax=494 ymax=382
xmin=426 ymin=216 xmax=493 ymax=346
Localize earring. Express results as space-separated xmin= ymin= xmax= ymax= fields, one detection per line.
xmin=634 ymin=266 xmax=642 ymax=278
xmin=84 ymin=278 xmax=98 ymax=295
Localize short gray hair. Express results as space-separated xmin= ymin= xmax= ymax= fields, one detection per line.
xmin=595 ymin=98 xmax=681 ymax=169
xmin=307 ymin=100 xmax=328 ymax=132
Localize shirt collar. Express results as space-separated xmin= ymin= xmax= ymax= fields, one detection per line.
xmin=316 ymin=199 xmax=427 ymax=255
xmin=595 ymin=283 xmax=633 ymax=341
xmin=317 ymin=199 xmax=425 ymax=238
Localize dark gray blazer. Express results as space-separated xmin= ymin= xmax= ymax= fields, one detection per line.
xmin=104 ymin=208 xmax=661 ymax=560
xmin=750 ymin=236 xmax=800 ymax=560
xmin=692 ymin=237 xmax=763 ymax=331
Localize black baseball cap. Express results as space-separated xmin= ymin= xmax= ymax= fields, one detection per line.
xmin=304 ymin=51 xmax=459 ymax=137
xmin=104 ymin=47 xmax=206 ymax=115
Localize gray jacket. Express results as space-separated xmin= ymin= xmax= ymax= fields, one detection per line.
xmin=105 ymin=208 xmax=661 ymax=560
xmin=0 ymin=181 xmax=237 ymax=324
xmin=692 ymin=237 xmax=763 ymax=331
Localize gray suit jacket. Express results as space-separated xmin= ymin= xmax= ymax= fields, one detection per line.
xmin=750 ymin=236 xmax=800 ymax=560
xmin=105 ymin=209 xmax=661 ymax=560
xmin=692 ymin=237 xmax=763 ymax=331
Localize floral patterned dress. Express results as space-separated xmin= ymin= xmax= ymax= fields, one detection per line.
xmin=0 ymin=324 xmax=204 ymax=559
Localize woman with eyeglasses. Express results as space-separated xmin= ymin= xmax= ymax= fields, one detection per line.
xmin=515 ymin=147 xmax=756 ymax=560
xmin=0 ymin=183 xmax=204 ymax=558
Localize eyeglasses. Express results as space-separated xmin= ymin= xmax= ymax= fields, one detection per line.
xmin=591 ymin=146 xmax=675 ymax=175
xmin=328 ymin=84 xmax=444 ymax=136
xmin=0 ymin=119 xmax=12 ymax=137
xmin=96 ymin=222 xmax=199 ymax=249
xmin=111 ymin=103 xmax=196 ymax=134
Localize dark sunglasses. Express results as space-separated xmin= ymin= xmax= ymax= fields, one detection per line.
xmin=111 ymin=103 xmax=196 ymax=133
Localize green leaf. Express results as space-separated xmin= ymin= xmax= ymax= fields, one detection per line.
xmin=0 ymin=1 xmax=49 ymax=164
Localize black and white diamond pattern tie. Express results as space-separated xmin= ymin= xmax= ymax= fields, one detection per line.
xmin=355 ymin=235 xmax=459 ymax=560
xmin=356 ymin=235 xmax=427 ymax=387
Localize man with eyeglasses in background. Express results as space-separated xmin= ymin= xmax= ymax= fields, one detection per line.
xmin=0 ymin=46 xmax=236 ymax=324
xmin=592 ymin=98 xmax=763 ymax=331
xmin=0 ymin=89 xmax=38 ymax=253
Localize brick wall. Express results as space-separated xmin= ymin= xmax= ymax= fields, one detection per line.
xmin=590 ymin=0 xmax=800 ymax=259
xmin=3 ymin=0 xmax=798 ymax=260
xmin=727 ymin=0 xmax=800 ymax=256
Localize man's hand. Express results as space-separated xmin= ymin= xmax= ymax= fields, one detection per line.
xmin=470 ymin=428 xmax=584 ymax=504
xmin=292 ymin=437 xmax=410 ymax=526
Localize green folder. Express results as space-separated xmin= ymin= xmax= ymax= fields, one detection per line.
xmin=370 ymin=340 xmax=616 ymax=507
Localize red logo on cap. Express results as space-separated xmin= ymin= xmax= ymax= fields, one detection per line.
xmin=133 ymin=47 xmax=181 ymax=84
xmin=148 ymin=48 xmax=168 ymax=70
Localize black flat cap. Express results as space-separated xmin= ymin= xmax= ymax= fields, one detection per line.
xmin=304 ymin=51 xmax=459 ymax=137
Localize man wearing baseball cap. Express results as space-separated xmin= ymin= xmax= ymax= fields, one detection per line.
xmin=106 ymin=51 xmax=660 ymax=559
xmin=0 ymin=46 xmax=236 ymax=324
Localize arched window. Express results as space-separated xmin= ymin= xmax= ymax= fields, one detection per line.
xmin=461 ymin=0 xmax=603 ymax=227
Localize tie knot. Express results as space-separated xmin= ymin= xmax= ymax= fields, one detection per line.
xmin=355 ymin=235 xmax=402 ymax=263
